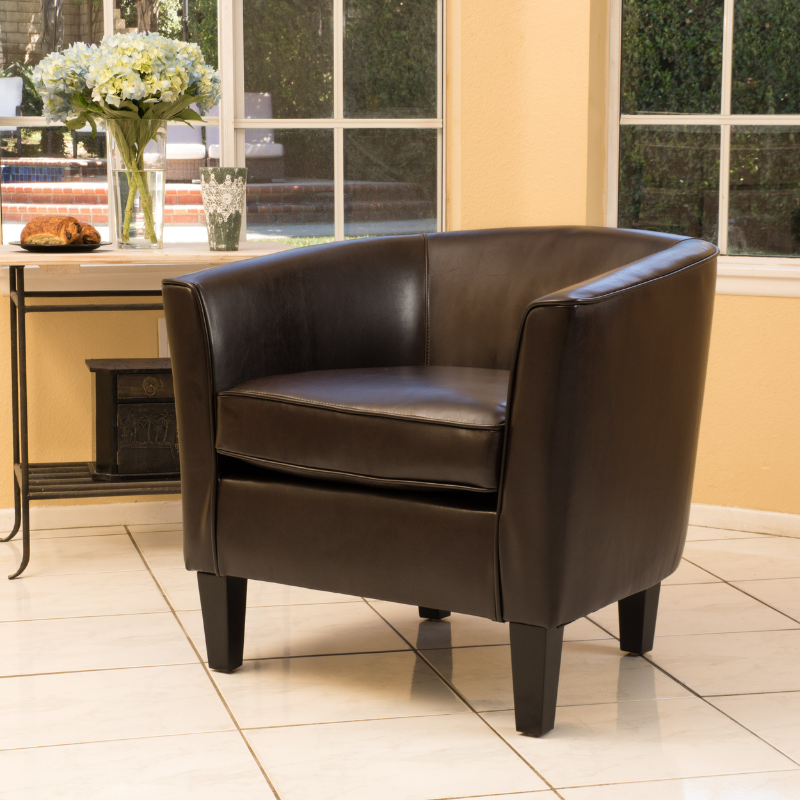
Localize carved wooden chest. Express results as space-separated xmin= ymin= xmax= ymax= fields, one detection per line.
xmin=86 ymin=358 xmax=179 ymax=481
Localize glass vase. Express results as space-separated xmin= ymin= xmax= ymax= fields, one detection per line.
xmin=109 ymin=119 xmax=167 ymax=249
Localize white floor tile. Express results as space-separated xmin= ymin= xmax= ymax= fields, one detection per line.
xmin=369 ymin=601 xmax=609 ymax=649
xmin=733 ymin=578 xmax=800 ymax=622
xmin=0 ymin=731 xmax=273 ymax=799
xmin=651 ymin=630 xmax=800 ymax=696
xmin=214 ymin=650 xmax=467 ymax=728
xmin=154 ymin=567 xmax=361 ymax=611
xmin=179 ymin=602 xmax=409 ymax=662
xmin=0 ymin=534 xmax=144 ymax=577
xmin=663 ymin=559 xmax=721 ymax=585
xmin=246 ymin=714 xmax=548 ymax=800
xmin=31 ymin=525 xmax=127 ymax=540
xmin=425 ymin=639 xmax=691 ymax=712
xmin=710 ymin=692 xmax=800 ymax=762
xmin=559 ymin=771 xmax=800 ymax=799
xmin=127 ymin=522 xmax=183 ymax=534
xmin=684 ymin=538 xmax=800 ymax=582
xmin=484 ymin=698 xmax=794 ymax=788
xmin=0 ymin=612 xmax=196 ymax=676
xmin=130 ymin=529 xmax=184 ymax=569
xmin=589 ymin=583 xmax=798 ymax=638
xmin=0 ymin=570 xmax=169 ymax=622
xmin=455 ymin=795 xmax=552 ymax=799
xmin=685 ymin=525 xmax=770 ymax=542
xmin=0 ymin=664 xmax=233 ymax=749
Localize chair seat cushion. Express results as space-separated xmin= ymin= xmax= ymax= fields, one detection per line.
xmin=216 ymin=366 xmax=509 ymax=492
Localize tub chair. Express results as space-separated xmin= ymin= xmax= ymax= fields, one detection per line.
xmin=163 ymin=227 xmax=717 ymax=736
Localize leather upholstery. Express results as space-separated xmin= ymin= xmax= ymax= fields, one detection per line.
xmin=216 ymin=465 xmax=500 ymax=618
xmin=216 ymin=366 xmax=509 ymax=492
xmin=163 ymin=227 xmax=717 ymax=626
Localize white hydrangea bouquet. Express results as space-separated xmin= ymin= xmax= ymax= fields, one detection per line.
xmin=33 ymin=33 xmax=220 ymax=245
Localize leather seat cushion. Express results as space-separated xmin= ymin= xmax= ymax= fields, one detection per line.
xmin=216 ymin=366 xmax=509 ymax=492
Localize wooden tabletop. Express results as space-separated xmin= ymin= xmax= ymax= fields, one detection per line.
xmin=0 ymin=241 xmax=293 ymax=293
xmin=0 ymin=241 xmax=291 ymax=271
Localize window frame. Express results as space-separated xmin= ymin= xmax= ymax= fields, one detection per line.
xmin=0 ymin=0 xmax=446 ymax=244
xmin=606 ymin=0 xmax=800 ymax=295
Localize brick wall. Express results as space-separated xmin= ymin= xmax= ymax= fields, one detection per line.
xmin=0 ymin=0 xmax=102 ymax=70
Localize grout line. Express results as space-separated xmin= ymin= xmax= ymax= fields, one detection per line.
xmin=363 ymin=600 xmax=565 ymax=799
xmin=123 ymin=526 xmax=283 ymax=800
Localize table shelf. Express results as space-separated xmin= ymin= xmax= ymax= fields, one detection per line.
xmin=21 ymin=462 xmax=180 ymax=500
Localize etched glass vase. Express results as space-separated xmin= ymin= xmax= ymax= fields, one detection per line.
xmin=109 ymin=120 xmax=167 ymax=249
xmin=200 ymin=167 xmax=248 ymax=251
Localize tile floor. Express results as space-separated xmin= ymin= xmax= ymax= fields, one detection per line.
xmin=2 ymin=522 xmax=800 ymax=798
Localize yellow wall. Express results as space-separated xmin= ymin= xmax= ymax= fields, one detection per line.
xmin=0 ymin=300 xmax=166 ymax=507
xmin=447 ymin=0 xmax=800 ymax=515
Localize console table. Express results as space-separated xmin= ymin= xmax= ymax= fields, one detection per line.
xmin=0 ymin=242 xmax=289 ymax=578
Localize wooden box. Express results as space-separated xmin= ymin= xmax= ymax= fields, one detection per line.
xmin=86 ymin=358 xmax=179 ymax=481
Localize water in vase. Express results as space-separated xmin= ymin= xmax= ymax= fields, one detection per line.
xmin=113 ymin=168 xmax=165 ymax=249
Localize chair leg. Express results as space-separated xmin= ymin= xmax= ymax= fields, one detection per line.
xmin=419 ymin=607 xmax=450 ymax=620
xmin=197 ymin=572 xmax=247 ymax=673
xmin=618 ymin=582 xmax=661 ymax=654
xmin=509 ymin=622 xmax=564 ymax=737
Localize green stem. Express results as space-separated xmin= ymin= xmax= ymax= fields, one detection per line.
xmin=111 ymin=120 xmax=160 ymax=245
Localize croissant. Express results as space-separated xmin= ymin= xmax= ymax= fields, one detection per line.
xmin=21 ymin=216 xmax=83 ymax=246
xmin=78 ymin=224 xmax=102 ymax=245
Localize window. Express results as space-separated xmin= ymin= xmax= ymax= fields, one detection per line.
xmin=0 ymin=0 xmax=444 ymax=247
xmin=609 ymin=0 xmax=800 ymax=261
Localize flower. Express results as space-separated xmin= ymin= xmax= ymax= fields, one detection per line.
xmin=32 ymin=32 xmax=221 ymax=123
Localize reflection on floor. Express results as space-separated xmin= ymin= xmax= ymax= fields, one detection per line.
xmin=3 ymin=521 xmax=800 ymax=798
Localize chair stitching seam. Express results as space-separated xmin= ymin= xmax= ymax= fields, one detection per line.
xmin=219 ymin=390 xmax=505 ymax=429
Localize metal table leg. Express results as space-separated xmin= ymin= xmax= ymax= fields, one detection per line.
xmin=2 ymin=264 xmax=21 ymax=546
xmin=8 ymin=265 xmax=30 ymax=579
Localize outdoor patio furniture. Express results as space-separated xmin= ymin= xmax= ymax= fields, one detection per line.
xmin=206 ymin=94 xmax=285 ymax=182
xmin=163 ymin=226 xmax=718 ymax=737
xmin=166 ymin=109 xmax=207 ymax=182
xmin=0 ymin=77 xmax=23 ymax=156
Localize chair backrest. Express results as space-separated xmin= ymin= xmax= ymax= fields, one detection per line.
xmin=425 ymin=227 xmax=686 ymax=370
xmin=0 ymin=77 xmax=23 ymax=118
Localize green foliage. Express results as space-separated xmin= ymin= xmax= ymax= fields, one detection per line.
xmin=344 ymin=0 xmax=437 ymax=118
xmin=242 ymin=0 xmax=333 ymax=118
xmin=732 ymin=0 xmax=800 ymax=114
xmin=0 ymin=63 xmax=43 ymax=116
xmin=621 ymin=0 xmax=724 ymax=114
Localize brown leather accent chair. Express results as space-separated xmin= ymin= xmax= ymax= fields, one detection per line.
xmin=163 ymin=227 xmax=717 ymax=736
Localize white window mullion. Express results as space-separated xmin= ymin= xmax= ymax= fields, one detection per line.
xmin=605 ymin=0 xmax=623 ymax=227
xmin=718 ymin=124 xmax=731 ymax=254
xmin=717 ymin=0 xmax=735 ymax=254
xmin=102 ymin=0 xmax=117 ymax=243
xmin=721 ymin=0 xmax=735 ymax=117
xmin=217 ymin=0 xmax=237 ymax=167
xmin=333 ymin=0 xmax=345 ymax=240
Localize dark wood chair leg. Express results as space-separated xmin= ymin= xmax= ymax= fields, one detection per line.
xmin=618 ymin=582 xmax=661 ymax=654
xmin=509 ymin=622 xmax=564 ymax=737
xmin=419 ymin=607 xmax=450 ymax=620
xmin=197 ymin=572 xmax=248 ymax=673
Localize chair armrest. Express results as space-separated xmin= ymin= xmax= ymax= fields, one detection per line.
xmin=162 ymin=236 xmax=427 ymax=573
xmin=498 ymin=238 xmax=718 ymax=627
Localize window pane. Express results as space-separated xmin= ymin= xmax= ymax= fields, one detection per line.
xmin=620 ymin=0 xmax=723 ymax=115
xmin=114 ymin=0 xmax=218 ymax=66
xmin=344 ymin=0 xmax=437 ymax=119
xmin=729 ymin=127 xmax=800 ymax=256
xmin=242 ymin=0 xmax=333 ymax=119
xmin=237 ymin=129 xmax=334 ymax=245
xmin=2 ymin=125 xmax=109 ymax=244
xmin=732 ymin=0 xmax=800 ymax=115
xmin=618 ymin=126 xmax=720 ymax=242
xmin=344 ymin=129 xmax=437 ymax=237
